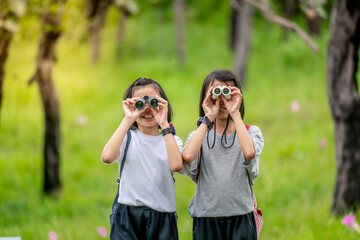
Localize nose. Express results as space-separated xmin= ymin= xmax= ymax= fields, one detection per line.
xmin=144 ymin=101 xmax=151 ymax=110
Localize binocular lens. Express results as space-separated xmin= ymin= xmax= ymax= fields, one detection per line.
xmin=135 ymin=101 xmax=144 ymax=110
xmin=222 ymin=88 xmax=230 ymax=94
xmin=214 ymin=88 xmax=221 ymax=94
xmin=150 ymin=99 xmax=158 ymax=108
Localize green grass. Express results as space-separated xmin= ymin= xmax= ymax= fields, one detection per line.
xmin=1 ymin=5 xmax=360 ymax=240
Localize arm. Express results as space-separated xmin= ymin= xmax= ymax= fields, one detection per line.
xmin=221 ymin=87 xmax=255 ymax=160
xmin=182 ymin=87 xmax=220 ymax=162
xmin=101 ymin=117 xmax=133 ymax=164
xmin=232 ymin=113 xmax=255 ymax=160
xmin=182 ymin=123 xmax=207 ymax=163
xmin=101 ymin=97 xmax=142 ymax=164
xmin=243 ymin=125 xmax=264 ymax=180
xmin=152 ymin=95 xmax=183 ymax=172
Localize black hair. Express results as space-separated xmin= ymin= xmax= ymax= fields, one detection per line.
xmin=199 ymin=69 xmax=245 ymax=119
xmin=124 ymin=77 xmax=172 ymax=130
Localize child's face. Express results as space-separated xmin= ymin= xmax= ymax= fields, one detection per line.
xmin=132 ymin=85 xmax=161 ymax=129
xmin=209 ymin=80 xmax=235 ymax=119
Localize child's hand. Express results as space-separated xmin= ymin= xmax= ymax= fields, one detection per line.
xmin=122 ymin=97 xmax=145 ymax=122
xmin=151 ymin=95 xmax=169 ymax=129
xmin=202 ymin=86 xmax=220 ymax=121
xmin=221 ymin=86 xmax=243 ymax=116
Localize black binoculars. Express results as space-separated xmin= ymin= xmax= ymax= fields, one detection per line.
xmin=135 ymin=95 xmax=159 ymax=110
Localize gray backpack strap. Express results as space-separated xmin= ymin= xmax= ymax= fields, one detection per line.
xmin=117 ymin=130 xmax=132 ymax=183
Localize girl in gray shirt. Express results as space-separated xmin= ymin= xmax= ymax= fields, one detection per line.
xmin=182 ymin=69 xmax=264 ymax=240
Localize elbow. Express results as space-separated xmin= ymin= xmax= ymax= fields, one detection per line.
xmin=182 ymin=150 xmax=194 ymax=163
xmin=101 ymin=153 xmax=114 ymax=164
xmin=170 ymin=161 xmax=183 ymax=172
xmin=244 ymin=148 xmax=255 ymax=161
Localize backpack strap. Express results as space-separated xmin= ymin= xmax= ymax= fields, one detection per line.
xmin=112 ymin=130 xmax=132 ymax=220
xmin=195 ymin=145 xmax=202 ymax=184
xmin=117 ymin=130 xmax=132 ymax=183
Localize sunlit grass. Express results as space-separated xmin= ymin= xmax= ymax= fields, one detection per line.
xmin=1 ymin=5 xmax=359 ymax=240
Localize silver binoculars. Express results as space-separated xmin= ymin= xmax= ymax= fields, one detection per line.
xmin=135 ymin=95 xmax=159 ymax=110
xmin=212 ymin=85 xmax=231 ymax=100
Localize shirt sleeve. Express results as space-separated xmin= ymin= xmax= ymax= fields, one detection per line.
xmin=174 ymin=135 xmax=184 ymax=153
xmin=243 ymin=125 xmax=264 ymax=181
xmin=113 ymin=133 xmax=129 ymax=164
xmin=178 ymin=130 xmax=201 ymax=182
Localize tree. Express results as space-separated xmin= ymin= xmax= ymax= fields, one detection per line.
xmin=231 ymin=0 xmax=254 ymax=86
xmin=230 ymin=0 xmax=319 ymax=86
xmin=327 ymin=0 xmax=360 ymax=215
xmin=86 ymin=0 xmax=112 ymax=62
xmin=280 ymin=0 xmax=295 ymax=39
xmin=114 ymin=0 xmax=138 ymax=44
xmin=0 ymin=0 xmax=26 ymax=116
xmin=173 ymin=0 xmax=185 ymax=64
xmin=28 ymin=0 xmax=65 ymax=195
xmin=300 ymin=0 xmax=327 ymax=36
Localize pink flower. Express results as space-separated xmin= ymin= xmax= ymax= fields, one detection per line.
xmin=342 ymin=212 xmax=356 ymax=226
xmin=290 ymin=100 xmax=300 ymax=112
xmin=319 ymin=138 xmax=328 ymax=149
xmin=76 ymin=114 xmax=87 ymax=126
xmin=48 ymin=231 xmax=58 ymax=240
xmin=342 ymin=212 xmax=360 ymax=233
xmin=97 ymin=226 xmax=108 ymax=238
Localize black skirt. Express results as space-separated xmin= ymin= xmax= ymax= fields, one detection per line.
xmin=110 ymin=203 xmax=179 ymax=240
xmin=192 ymin=212 xmax=257 ymax=240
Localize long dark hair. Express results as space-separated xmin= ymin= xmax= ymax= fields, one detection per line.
xmin=199 ymin=69 xmax=245 ymax=118
xmin=124 ymin=77 xmax=173 ymax=130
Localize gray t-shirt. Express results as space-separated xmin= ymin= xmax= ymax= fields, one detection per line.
xmin=181 ymin=125 xmax=264 ymax=217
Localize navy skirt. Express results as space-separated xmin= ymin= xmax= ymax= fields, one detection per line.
xmin=192 ymin=212 xmax=257 ymax=240
xmin=110 ymin=203 xmax=179 ymax=240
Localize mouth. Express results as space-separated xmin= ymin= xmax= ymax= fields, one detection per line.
xmin=219 ymin=107 xmax=227 ymax=112
xmin=142 ymin=114 xmax=154 ymax=119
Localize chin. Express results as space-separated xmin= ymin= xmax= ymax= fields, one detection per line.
xmin=216 ymin=112 xmax=229 ymax=119
xmin=140 ymin=121 xmax=158 ymax=128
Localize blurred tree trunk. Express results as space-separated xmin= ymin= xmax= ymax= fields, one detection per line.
xmin=28 ymin=1 xmax=64 ymax=195
xmin=327 ymin=0 xmax=360 ymax=215
xmin=231 ymin=0 xmax=254 ymax=86
xmin=0 ymin=27 xmax=13 ymax=115
xmin=281 ymin=0 xmax=295 ymax=39
xmin=0 ymin=1 xmax=26 ymax=116
xmin=174 ymin=0 xmax=185 ymax=64
xmin=117 ymin=9 xmax=130 ymax=44
xmin=115 ymin=0 xmax=138 ymax=45
xmin=86 ymin=0 xmax=111 ymax=62
xmin=306 ymin=8 xmax=321 ymax=36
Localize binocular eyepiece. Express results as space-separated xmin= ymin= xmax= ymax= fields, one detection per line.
xmin=212 ymin=85 xmax=231 ymax=100
xmin=135 ymin=95 xmax=159 ymax=110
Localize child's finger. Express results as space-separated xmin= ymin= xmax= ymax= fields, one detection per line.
xmin=229 ymin=86 xmax=239 ymax=91
xmin=150 ymin=107 xmax=159 ymax=115
xmin=157 ymin=102 xmax=166 ymax=108
xmin=220 ymin=95 xmax=229 ymax=103
xmin=155 ymin=95 xmax=167 ymax=103
xmin=206 ymin=86 xmax=214 ymax=97
xmin=131 ymin=97 xmax=140 ymax=101
xmin=231 ymin=90 xmax=242 ymax=96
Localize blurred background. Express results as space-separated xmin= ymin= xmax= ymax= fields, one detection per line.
xmin=1 ymin=0 xmax=360 ymax=239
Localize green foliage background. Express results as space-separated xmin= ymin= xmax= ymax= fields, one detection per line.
xmin=1 ymin=0 xmax=359 ymax=239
